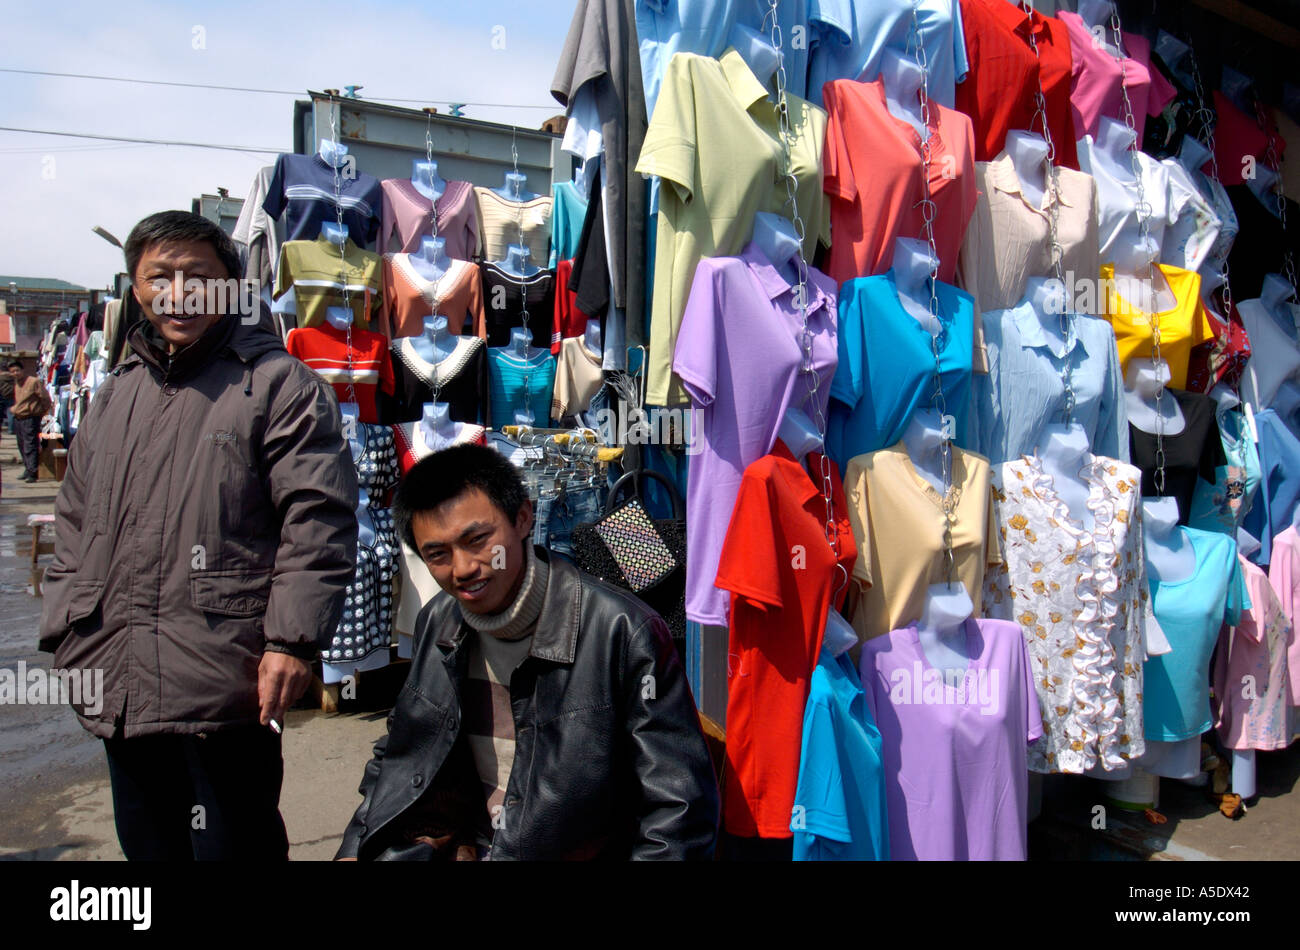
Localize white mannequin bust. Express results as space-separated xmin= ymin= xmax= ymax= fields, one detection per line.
xmin=419 ymin=400 xmax=455 ymax=445
xmin=1141 ymin=495 xmax=1197 ymax=583
xmin=1038 ymin=422 xmax=1095 ymax=532
xmin=893 ymin=237 xmax=942 ymax=334
xmin=1124 ymin=357 xmax=1186 ymax=436
xmin=408 ymin=235 xmax=451 ymax=283
xmin=752 ymin=211 xmax=801 ymax=286
xmin=1005 ymin=130 xmax=1050 ymax=210
xmin=1023 ymin=276 xmax=1071 ymax=353
xmin=876 ymin=47 xmax=928 ymax=141
xmin=409 ymin=314 xmax=458 ymax=365
xmin=902 ymin=407 xmax=950 ymax=495
xmin=778 ymin=405 xmax=823 ymax=463
xmin=355 ymin=486 xmax=376 ymax=548
xmin=916 ymin=583 xmax=975 ymax=674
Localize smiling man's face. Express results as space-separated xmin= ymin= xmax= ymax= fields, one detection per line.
xmin=412 ymin=487 xmax=534 ymax=615
xmin=131 ymin=239 xmax=229 ymax=351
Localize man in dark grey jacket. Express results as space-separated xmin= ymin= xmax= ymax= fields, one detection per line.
xmin=38 ymin=211 xmax=358 ymax=860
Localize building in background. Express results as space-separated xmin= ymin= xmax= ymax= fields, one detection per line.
xmin=0 ymin=276 xmax=90 ymax=351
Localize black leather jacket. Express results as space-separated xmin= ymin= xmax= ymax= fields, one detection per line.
xmin=337 ymin=547 xmax=720 ymax=860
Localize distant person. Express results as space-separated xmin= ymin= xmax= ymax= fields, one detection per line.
xmin=336 ymin=444 xmax=719 ymax=861
xmin=38 ymin=210 xmax=359 ymax=860
xmin=8 ymin=358 xmax=51 ymax=482
xmin=0 ymin=364 xmax=15 ymax=437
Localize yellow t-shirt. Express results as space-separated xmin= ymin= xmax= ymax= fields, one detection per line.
xmin=844 ymin=442 xmax=1003 ymax=641
xmin=1100 ymin=262 xmax=1214 ymax=390
xmin=635 ymin=48 xmax=831 ymax=407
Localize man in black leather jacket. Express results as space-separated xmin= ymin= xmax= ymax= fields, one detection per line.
xmin=336 ymin=444 xmax=719 ymax=860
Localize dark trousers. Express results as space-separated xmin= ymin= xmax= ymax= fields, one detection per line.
xmin=13 ymin=415 xmax=40 ymax=477
xmin=103 ymin=726 xmax=289 ymax=861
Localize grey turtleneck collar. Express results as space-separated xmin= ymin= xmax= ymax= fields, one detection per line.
xmin=460 ymin=542 xmax=549 ymax=641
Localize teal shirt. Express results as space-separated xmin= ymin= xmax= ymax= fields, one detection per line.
xmin=488 ymin=347 xmax=556 ymax=429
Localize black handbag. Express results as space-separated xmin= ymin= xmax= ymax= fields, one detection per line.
xmin=573 ymin=468 xmax=687 ymax=641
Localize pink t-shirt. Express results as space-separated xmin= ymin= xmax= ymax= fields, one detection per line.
xmin=1214 ymin=556 xmax=1293 ymax=751
xmin=1266 ymin=525 xmax=1300 ymax=707
xmin=378 ymin=178 xmax=479 ymax=259
xmin=1056 ymin=11 xmax=1176 ymax=143
xmin=859 ymin=617 xmax=1042 ymax=860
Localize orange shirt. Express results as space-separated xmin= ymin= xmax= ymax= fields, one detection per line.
xmin=822 ymin=78 xmax=977 ymax=286
xmin=1101 ymin=263 xmax=1215 ymax=391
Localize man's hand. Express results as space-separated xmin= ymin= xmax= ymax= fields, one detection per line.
xmin=258 ymin=651 xmax=312 ymax=727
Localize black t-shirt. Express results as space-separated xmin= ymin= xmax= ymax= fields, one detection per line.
xmin=1226 ymin=184 xmax=1300 ymax=304
xmin=384 ymin=335 xmax=488 ymax=425
xmin=480 ymin=263 xmax=556 ymax=348
xmin=569 ymin=169 xmax=610 ymax=320
xmin=1129 ymin=388 xmax=1226 ymax=524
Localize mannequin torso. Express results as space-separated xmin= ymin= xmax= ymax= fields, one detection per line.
xmin=752 ymin=212 xmax=801 ymax=286
xmin=1005 ymin=130 xmax=1050 ymax=210
xmin=411 ymin=158 xmax=446 ymax=203
xmin=495 ymin=170 xmax=539 ymax=203
xmin=1038 ymin=422 xmax=1095 ymax=532
xmin=877 ymin=47 xmax=928 ymax=141
xmin=893 ymin=237 xmax=943 ymax=334
xmin=408 ymin=314 xmax=458 ymax=365
xmin=408 ymin=235 xmax=450 ymax=283
xmin=1125 ymin=357 xmax=1187 ymax=435
xmin=1142 ymin=495 xmax=1197 ymax=583
xmin=496 ymin=243 xmax=540 ymax=278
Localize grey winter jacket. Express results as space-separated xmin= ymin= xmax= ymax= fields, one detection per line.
xmin=37 ymin=309 xmax=358 ymax=738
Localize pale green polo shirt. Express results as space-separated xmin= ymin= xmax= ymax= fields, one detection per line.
xmin=635 ymin=48 xmax=831 ymax=407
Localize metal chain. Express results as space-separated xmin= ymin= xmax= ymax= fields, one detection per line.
xmin=1186 ymin=43 xmax=1234 ymax=321
xmin=1021 ymin=2 xmax=1074 ymax=423
xmin=1249 ymin=86 xmax=1299 ymax=298
xmin=328 ymin=95 xmax=360 ymax=410
xmin=765 ymin=0 xmax=840 ymax=565
xmin=425 ymin=112 xmax=440 ymax=243
xmin=1107 ymin=11 xmax=1165 ymax=493
xmin=909 ymin=1 xmax=955 ymax=584
xmin=508 ymin=127 xmax=532 ymax=346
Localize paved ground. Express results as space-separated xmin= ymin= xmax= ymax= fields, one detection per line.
xmin=0 ymin=425 xmax=1296 ymax=860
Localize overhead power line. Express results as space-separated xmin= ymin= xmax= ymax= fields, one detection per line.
xmin=0 ymin=126 xmax=283 ymax=154
xmin=0 ymin=67 xmax=558 ymax=110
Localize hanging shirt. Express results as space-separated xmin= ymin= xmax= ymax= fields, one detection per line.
xmin=378 ymin=178 xmax=479 ymax=259
xmin=821 ymin=77 xmax=976 ymax=287
xmin=975 ymin=303 xmax=1128 ymax=464
xmin=551 ymin=259 xmax=597 ymax=353
xmin=1213 ymin=556 xmax=1293 ymax=751
xmin=1243 ymin=409 xmax=1300 ymax=568
xmin=1225 ymin=185 xmax=1300 ymax=305
xmin=859 ymin=617 xmax=1041 ymax=859
xmin=807 ymin=0 xmax=968 ymax=110
xmin=1077 ymin=138 xmax=1199 ymax=266
xmin=1129 ymin=388 xmax=1226 ymax=525
xmin=1188 ymin=405 xmax=1262 ymax=538
xmin=262 ymin=153 xmax=383 ymax=249
xmin=1239 ymin=298 xmax=1300 ymax=411
xmin=1100 ymin=263 xmax=1215 ymax=390
xmin=479 ymin=264 xmax=556 ymax=349
xmin=635 ymin=48 xmax=830 ymax=406
xmin=387 ymin=335 xmax=488 ymax=425
xmin=953 ymin=0 xmax=1079 ymax=169
xmin=827 ymin=271 xmax=974 ymax=470
xmin=548 ymin=180 xmax=589 ymax=266
xmin=1212 ymin=90 xmax=1286 ymax=188
xmin=273 ymin=236 xmax=383 ymax=332
xmin=472 ymin=187 xmax=553 ymax=265
xmin=285 ymin=322 xmax=395 ymax=425
xmin=713 ymin=439 xmax=857 ymax=839
xmin=381 ymin=255 xmax=485 ymax=340
xmin=1056 ymin=12 xmax=1175 ymax=145
xmin=392 ymin=419 xmax=487 ymax=476
xmin=1186 ymin=299 xmax=1252 ymax=396
xmin=487 ymin=347 xmax=557 ymax=429
xmin=1181 ymin=162 xmax=1239 ymax=286
xmin=1158 ymin=159 xmax=1222 ymax=276
xmin=550 ymin=336 xmax=604 ymax=419
xmin=985 ymin=452 xmax=1152 ymax=773
xmin=232 ymin=164 xmax=281 ymax=290
xmin=1146 ymin=527 xmax=1248 ymax=742
xmin=1266 ymin=525 xmax=1300 ymax=705
xmin=674 ymin=244 xmax=838 ymax=627
xmin=844 ymin=442 xmax=1001 ymax=640
xmin=956 ymin=153 xmax=1099 ymax=318
xmin=790 ymin=646 xmax=890 ymax=861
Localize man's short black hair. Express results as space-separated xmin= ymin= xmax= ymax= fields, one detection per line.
xmin=5 ymin=359 xmax=22 ymax=370
xmin=393 ymin=443 xmax=528 ymax=551
xmin=123 ymin=210 xmax=241 ymax=282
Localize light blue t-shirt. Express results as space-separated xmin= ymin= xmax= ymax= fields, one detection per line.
xmin=1188 ymin=405 xmax=1262 ymax=537
xmin=549 ymin=180 xmax=589 ymax=267
xmin=791 ymin=647 xmax=890 ymax=860
xmin=1243 ymin=409 xmax=1300 ymax=567
xmin=488 ymin=347 xmax=557 ymax=430
xmin=1145 ymin=528 xmax=1250 ymax=742
xmin=975 ymin=303 xmax=1129 ymax=465
xmin=827 ymin=270 xmax=974 ymax=470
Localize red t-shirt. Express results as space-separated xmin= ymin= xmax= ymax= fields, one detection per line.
xmin=1211 ymin=90 xmax=1286 ymax=187
xmin=714 ymin=440 xmax=858 ymax=839
xmin=822 ymin=78 xmax=977 ymax=286
xmin=551 ymin=258 xmax=595 ymax=354
xmin=285 ymin=321 xmax=395 ymax=424
xmin=954 ymin=0 xmax=1079 ymax=169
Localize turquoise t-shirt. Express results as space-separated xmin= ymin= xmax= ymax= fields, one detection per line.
xmin=827 ymin=271 xmax=975 ymax=471
xmin=791 ymin=647 xmax=889 ymax=861
xmin=548 ymin=180 xmax=588 ymax=267
xmin=1188 ymin=406 xmax=1261 ymax=536
xmin=1145 ymin=528 xmax=1250 ymax=742
xmin=488 ymin=347 xmax=556 ymax=430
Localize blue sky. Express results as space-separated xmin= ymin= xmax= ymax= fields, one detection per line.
xmin=0 ymin=0 xmax=576 ymax=289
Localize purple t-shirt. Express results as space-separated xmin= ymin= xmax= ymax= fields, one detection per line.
xmin=673 ymin=242 xmax=838 ymax=627
xmin=859 ymin=617 xmax=1043 ymax=860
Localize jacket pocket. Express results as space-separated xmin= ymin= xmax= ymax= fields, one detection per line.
xmin=66 ymin=579 xmax=105 ymax=627
xmin=190 ymin=569 xmax=273 ymax=618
